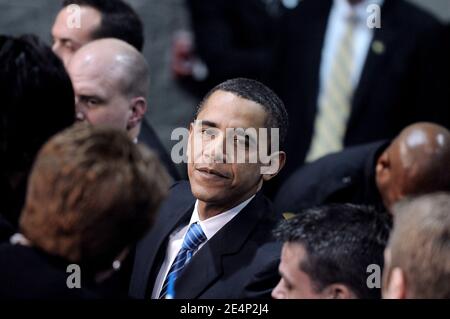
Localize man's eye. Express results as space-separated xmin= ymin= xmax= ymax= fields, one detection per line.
xmin=58 ymin=39 xmax=69 ymax=48
xmin=234 ymin=137 xmax=249 ymax=148
xmin=87 ymin=99 xmax=99 ymax=107
xmin=202 ymin=128 xmax=216 ymax=136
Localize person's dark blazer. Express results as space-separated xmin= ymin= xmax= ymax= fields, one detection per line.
xmin=138 ymin=119 xmax=180 ymax=180
xmin=275 ymin=0 xmax=449 ymax=184
xmin=0 ymin=215 xmax=14 ymax=243
xmin=186 ymin=0 xmax=285 ymax=92
xmin=274 ymin=141 xmax=389 ymax=215
xmin=129 ymin=181 xmax=282 ymax=299
xmin=0 ymin=244 xmax=98 ymax=299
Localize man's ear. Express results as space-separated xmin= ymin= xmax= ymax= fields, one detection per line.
xmin=262 ymin=151 xmax=286 ymax=181
xmin=383 ymin=267 xmax=407 ymax=299
xmin=376 ymin=151 xmax=390 ymax=177
xmin=322 ymin=284 xmax=357 ymax=299
xmin=128 ymin=97 xmax=147 ymax=129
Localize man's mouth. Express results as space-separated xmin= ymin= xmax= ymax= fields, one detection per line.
xmin=196 ymin=167 xmax=229 ymax=179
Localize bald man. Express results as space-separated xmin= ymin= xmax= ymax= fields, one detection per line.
xmin=67 ymin=38 xmax=179 ymax=179
xmin=275 ymin=122 xmax=450 ymax=214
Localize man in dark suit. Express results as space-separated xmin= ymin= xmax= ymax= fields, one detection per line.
xmin=275 ymin=123 xmax=450 ymax=215
xmin=173 ymin=0 xmax=285 ymax=95
xmin=67 ymin=38 xmax=179 ymax=180
xmin=129 ymin=78 xmax=288 ymax=299
xmin=275 ymin=0 xmax=449 ymax=185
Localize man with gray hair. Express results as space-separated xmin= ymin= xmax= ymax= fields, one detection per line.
xmin=383 ymin=193 xmax=450 ymax=299
xmin=67 ymin=38 xmax=179 ymax=179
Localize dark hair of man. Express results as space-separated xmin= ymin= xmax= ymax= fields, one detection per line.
xmin=273 ymin=204 xmax=392 ymax=299
xmin=63 ymin=0 xmax=144 ymax=51
xmin=195 ymin=78 xmax=289 ymax=149
xmin=0 ymin=34 xmax=75 ymax=225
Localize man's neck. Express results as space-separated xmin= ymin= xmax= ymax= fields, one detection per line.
xmin=347 ymin=0 xmax=363 ymax=5
xmin=196 ymin=185 xmax=261 ymax=220
xmin=196 ymin=197 xmax=251 ymax=221
xmin=128 ymin=123 xmax=142 ymax=142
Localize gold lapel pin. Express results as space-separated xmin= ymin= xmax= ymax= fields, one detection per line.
xmin=372 ymin=40 xmax=385 ymax=55
xmin=283 ymin=212 xmax=296 ymax=220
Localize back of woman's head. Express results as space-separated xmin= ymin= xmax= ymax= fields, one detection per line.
xmin=20 ymin=124 xmax=171 ymax=273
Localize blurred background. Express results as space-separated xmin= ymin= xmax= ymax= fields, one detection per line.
xmin=1 ymin=0 xmax=448 ymax=155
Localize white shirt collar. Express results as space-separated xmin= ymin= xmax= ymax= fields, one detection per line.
xmin=188 ymin=195 xmax=256 ymax=240
xmin=333 ymin=0 xmax=384 ymax=23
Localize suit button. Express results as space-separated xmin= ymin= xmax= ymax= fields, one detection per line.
xmin=342 ymin=176 xmax=352 ymax=184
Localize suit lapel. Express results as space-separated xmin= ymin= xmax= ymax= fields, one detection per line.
xmin=173 ymin=192 xmax=270 ymax=299
xmin=131 ymin=198 xmax=194 ymax=298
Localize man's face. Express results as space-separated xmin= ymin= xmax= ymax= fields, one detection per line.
xmin=68 ymin=59 xmax=132 ymax=131
xmin=51 ymin=5 xmax=101 ymax=67
xmin=272 ymin=242 xmax=324 ymax=299
xmin=187 ymin=90 xmax=270 ymax=208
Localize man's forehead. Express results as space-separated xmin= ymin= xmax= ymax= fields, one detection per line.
xmin=198 ymin=90 xmax=267 ymax=128
xmin=53 ymin=5 xmax=101 ymax=39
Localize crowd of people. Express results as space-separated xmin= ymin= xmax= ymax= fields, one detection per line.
xmin=0 ymin=0 xmax=449 ymax=299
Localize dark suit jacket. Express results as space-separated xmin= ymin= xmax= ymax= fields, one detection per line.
xmin=0 ymin=214 xmax=14 ymax=243
xmin=186 ymin=0 xmax=285 ymax=93
xmin=275 ymin=0 xmax=449 ymax=184
xmin=129 ymin=181 xmax=282 ymax=299
xmin=274 ymin=141 xmax=389 ymax=215
xmin=0 ymin=244 xmax=98 ymax=299
xmin=139 ymin=119 xmax=180 ymax=180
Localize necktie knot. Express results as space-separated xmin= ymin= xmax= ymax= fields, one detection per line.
xmin=181 ymin=222 xmax=207 ymax=251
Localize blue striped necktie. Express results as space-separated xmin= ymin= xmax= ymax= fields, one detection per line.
xmin=159 ymin=222 xmax=207 ymax=299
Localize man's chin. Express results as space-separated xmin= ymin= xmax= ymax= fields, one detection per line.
xmin=190 ymin=183 xmax=225 ymax=204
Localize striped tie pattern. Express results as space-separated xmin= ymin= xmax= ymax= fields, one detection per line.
xmin=306 ymin=15 xmax=357 ymax=162
xmin=159 ymin=222 xmax=207 ymax=299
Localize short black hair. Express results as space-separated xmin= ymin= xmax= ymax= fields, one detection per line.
xmin=274 ymin=204 xmax=392 ymax=299
xmin=0 ymin=34 xmax=75 ymax=225
xmin=62 ymin=0 xmax=144 ymax=51
xmin=196 ymin=78 xmax=289 ymax=148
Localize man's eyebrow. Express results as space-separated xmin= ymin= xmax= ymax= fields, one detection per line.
xmin=78 ymin=94 xmax=103 ymax=101
xmin=234 ymin=130 xmax=257 ymax=143
xmin=196 ymin=120 xmax=218 ymax=128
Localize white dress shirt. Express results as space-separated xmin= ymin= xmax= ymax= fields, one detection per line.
xmin=151 ymin=195 xmax=255 ymax=298
xmin=318 ymin=0 xmax=384 ymax=107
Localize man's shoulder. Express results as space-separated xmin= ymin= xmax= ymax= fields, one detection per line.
xmin=296 ymin=141 xmax=386 ymax=180
xmin=390 ymin=0 xmax=443 ymax=32
xmin=164 ymin=180 xmax=195 ymax=206
xmin=274 ymin=141 xmax=387 ymax=213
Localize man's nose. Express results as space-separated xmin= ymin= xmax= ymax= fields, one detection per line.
xmin=75 ymin=111 xmax=86 ymax=122
xmin=271 ymin=281 xmax=285 ymax=299
xmin=204 ymin=135 xmax=226 ymax=163
xmin=75 ymin=102 xmax=87 ymax=122
xmin=52 ymin=41 xmax=60 ymax=56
